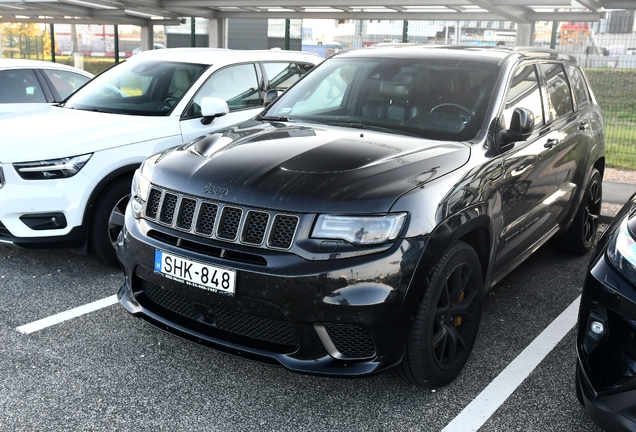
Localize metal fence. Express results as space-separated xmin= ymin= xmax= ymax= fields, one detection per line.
xmin=271 ymin=15 xmax=636 ymax=170
xmin=247 ymin=16 xmax=636 ymax=170
xmin=545 ymin=20 xmax=636 ymax=171
xmin=0 ymin=34 xmax=45 ymax=60
xmin=2 ymin=14 xmax=636 ymax=169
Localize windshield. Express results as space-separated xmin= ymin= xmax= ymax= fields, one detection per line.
xmin=265 ymin=56 xmax=501 ymax=141
xmin=65 ymin=59 xmax=208 ymax=116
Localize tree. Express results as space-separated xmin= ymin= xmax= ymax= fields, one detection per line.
xmin=0 ymin=23 xmax=51 ymax=58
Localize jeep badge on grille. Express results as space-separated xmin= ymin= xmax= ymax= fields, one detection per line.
xmin=202 ymin=184 xmax=229 ymax=198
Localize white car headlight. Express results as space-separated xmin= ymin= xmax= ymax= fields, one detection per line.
xmin=14 ymin=154 xmax=92 ymax=180
xmin=312 ymin=213 xmax=407 ymax=246
xmin=607 ymin=216 xmax=636 ymax=286
xmin=130 ymin=167 xmax=151 ymax=219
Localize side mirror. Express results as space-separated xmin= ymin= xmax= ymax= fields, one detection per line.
xmin=264 ymin=89 xmax=282 ymax=107
xmin=499 ymin=107 xmax=534 ymax=149
xmin=200 ymin=97 xmax=229 ymax=125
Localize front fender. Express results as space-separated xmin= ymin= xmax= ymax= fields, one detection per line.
xmin=397 ymin=205 xmax=494 ymax=327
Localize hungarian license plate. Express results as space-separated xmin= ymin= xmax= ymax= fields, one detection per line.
xmin=154 ymin=250 xmax=236 ymax=295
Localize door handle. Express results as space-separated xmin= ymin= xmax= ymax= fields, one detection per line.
xmin=579 ymin=121 xmax=590 ymax=131
xmin=511 ymin=165 xmax=530 ymax=176
xmin=544 ymin=138 xmax=559 ymax=149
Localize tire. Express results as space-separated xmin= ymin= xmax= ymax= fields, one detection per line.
xmin=394 ymin=240 xmax=484 ymax=387
xmin=554 ymin=168 xmax=602 ymax=255
xmin=88 ymin=176 xmax=132 ymax=268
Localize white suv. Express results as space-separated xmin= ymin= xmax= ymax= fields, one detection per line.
xmin=0 ymin=48 xmax=321 ymax=266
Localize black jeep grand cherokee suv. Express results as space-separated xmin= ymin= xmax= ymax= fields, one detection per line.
xmin=117 ymin=45 xmax=605 ymax=387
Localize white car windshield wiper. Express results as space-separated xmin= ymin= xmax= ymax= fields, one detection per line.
xmin=258 ymin=115 xmax=292 ymax=122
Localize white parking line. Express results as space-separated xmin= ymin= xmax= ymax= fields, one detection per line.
xmin=442 ymin=295 xmax=581 ymax=432
xmin=15 ymin=290 xmax=581 ymax=430
xmin=16 ymin=295 xmax=119 ymax=335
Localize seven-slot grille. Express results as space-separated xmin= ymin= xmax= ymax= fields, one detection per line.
xmin=144 ymin=186 xmax=299 ymax=250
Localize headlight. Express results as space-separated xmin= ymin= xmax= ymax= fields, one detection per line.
xmin=312 ymin=213 xmax=407 ymax=246
xmin=14 ymin=154 xmax=92 ymax=180
xmin=607 ymin=216 xmax=636 ymax=286
xmin=130 ymin=166 xmax=151 ymax=219
xmin=0 ymin=163 xmax=5 ymax=190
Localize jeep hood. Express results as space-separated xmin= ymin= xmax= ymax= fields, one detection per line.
xmin=0 ymin=105 xmax=180 ymax=162
xmin=146 ymin=120 xmax=471 ymax=214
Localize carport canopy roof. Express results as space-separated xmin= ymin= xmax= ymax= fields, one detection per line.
xmin=0 ymin=0 xmax=629 ymax=26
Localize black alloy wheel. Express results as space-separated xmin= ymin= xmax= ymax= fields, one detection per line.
xmin=554 ymin=168 xmax=602 ymax=255
xmin=431 ymin=262 xmax=479 ymax=370
xmin=394 ymin=240 xmax=483 ymax=387
xmin=582 ymin=173 xmax=602 ymax=247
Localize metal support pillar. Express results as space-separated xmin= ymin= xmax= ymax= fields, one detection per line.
xmin=516 ymin=23 xmax=536 ymax=47
xmin=191 ymin=17 xmax=196 ymax=47
xmin=114 ymin=24 xmax=119 ymax=63
xmin=455 ymin=21 xmax=460 ymax=44
xmin=402 ymin=20 xmax=408 ymax=43
xmin=285 ymin=19 xmax=290 ymax=50
xmin=208 ymin=18 xmax=227 ymax=48
xmin=50 ymin=23 xmax=55 ymax=63
xmin=140 ymin=26 xmax=153 ymax=52
xmin=550 ymin=10 xmax=558 ymax=50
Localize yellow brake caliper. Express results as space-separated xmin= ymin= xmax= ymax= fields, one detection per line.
xmin=452 ymin=292 xmax=465 ymax=327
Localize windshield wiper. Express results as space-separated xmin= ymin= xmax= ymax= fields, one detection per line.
xmin=326 ymin=121 xmax=419 ymax=137
xmin=258 ymin=115 xmax=292 ymax=122
xmin=74 ymin=107 xmax=113 ymax=113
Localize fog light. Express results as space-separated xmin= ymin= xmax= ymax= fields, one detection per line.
xmin=591 ymin=321 xmax=605 ymax=335
xmin=20 ymin=213 xmax=67 ymax=230
xmin=131 ymin=197 xmax=145 ymax=219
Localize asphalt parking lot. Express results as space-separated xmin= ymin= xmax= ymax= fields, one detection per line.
xmin=0 ymin=229 xmax=607 ymax=432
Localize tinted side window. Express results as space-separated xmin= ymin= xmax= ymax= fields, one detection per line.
xmin=540 ymin=63 xmax=573 ymax=121
xmin=567 ymin=65 xmax=590 ymax=110
xmin=0 ymin=69 xmax=46 ymax=103
xmin=191 ymin=64 xmax=261 ymax=113
xmin=42 ymin=69 xmax=91 ymax=100
xmin=504 ymin=64 xmax=544 ymax=128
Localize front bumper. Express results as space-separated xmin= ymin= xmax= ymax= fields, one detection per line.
xmin=0 ymin=223 xmax=87 ymax=249
xmin=577 ymin=361 xmax=636 ymax=432
xmin=117 ymin=209 xmax=426 ymax=377
xmin=0 ymin=161 xmax=93 ymax=248
xmin=576 ymin=253 xmax=636 ymax=431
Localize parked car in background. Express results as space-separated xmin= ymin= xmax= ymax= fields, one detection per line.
xmin=576 ymin=193 xmax=636 ymax=431
xmin=0 ymin=48 xmax=321 ymax=266
xmin=116 ymin=45 xmax=605 ymax=386
xmin=132 ymin=43 xmax=167 ymax=55
xmin=0 ymin=59 xmax=93 ymax=114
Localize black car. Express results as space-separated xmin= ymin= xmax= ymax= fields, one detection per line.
xmin=117 ymin=45 xmax=605 ymax=387
xmin=576 ymin=193 xmax=636 ymax=431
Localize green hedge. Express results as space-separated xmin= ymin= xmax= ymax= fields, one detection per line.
xmin=585 ymin=69 xmax=636 ymax=170
xmin=52 ymin=56 xmax=120 ymax=75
